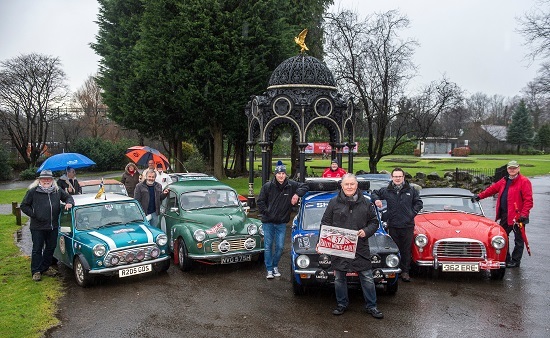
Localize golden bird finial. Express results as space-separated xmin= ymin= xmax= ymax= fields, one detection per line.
xmin=294 ymin=28 xmax=309 ymax=53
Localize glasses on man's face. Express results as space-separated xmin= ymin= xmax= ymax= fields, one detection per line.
xmin=392 ymin=175 xmax=404 ymax=178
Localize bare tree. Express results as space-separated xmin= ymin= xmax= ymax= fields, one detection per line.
xmin=324 ymin=9 xmax=461 ymax=172
xmin=518 ymin=0 xmax=550 ymax=61
xmin=466 ymin=92 xmax=491 ymax=123
xmin=73 ymin=75 xmax=108 ymax=138
xmin=0 ymin=53 xmax=68 ymax=168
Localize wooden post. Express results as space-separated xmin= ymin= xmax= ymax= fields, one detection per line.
xmin=12 ymin=201 xmax=18 ymax=215
xmin=15 ymin=207 xmax=22 ymax=226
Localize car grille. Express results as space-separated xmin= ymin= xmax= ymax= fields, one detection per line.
xmin=210 ymin=237 xmax=256 ymax=253
xmin=104 ymin=244 xmax=158 ymax=267
xmin=433 ymin=239 xmax=486 ymax=259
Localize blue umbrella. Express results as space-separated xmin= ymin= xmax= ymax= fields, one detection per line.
xmin=36 ymin=153 xmax=96 ymax=173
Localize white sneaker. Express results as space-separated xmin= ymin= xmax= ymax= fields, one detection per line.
xmin=266 ymin=271 xmax=274 ymax=279
xmin=273 ymin=267 xmax=281 ymax=277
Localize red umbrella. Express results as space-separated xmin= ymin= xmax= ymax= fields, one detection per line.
xmin=125 ymin=146 xmax=170 ymax=170
xmin=514 ymin=202 xmax=531 ymax=256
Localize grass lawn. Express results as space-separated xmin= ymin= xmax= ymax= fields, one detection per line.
xmin=0 ymin=215 xmax=62 ymax=338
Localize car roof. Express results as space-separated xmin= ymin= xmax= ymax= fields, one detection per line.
xmin=168 ymin=179 xmax=234 ymax=191
xmin=419 ymin=187 xmax=473 ymax=197
xmin=72 ymin=193 xmax=135 ymax=206
xmin=357 ymin=173 xmax=391 ymax=180
xmin=79 ymin=179 xmax=122 ymax=186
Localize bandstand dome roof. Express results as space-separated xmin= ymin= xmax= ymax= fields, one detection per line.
xmin=267 ymin=54 xmax=337 ymax=89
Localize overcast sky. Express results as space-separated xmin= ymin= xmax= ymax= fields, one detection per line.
xmin=0 ymin=0 xmax=542 ymax=98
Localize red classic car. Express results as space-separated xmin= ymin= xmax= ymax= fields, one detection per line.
xmin=413 ymin=188 xmax=508 ymax=280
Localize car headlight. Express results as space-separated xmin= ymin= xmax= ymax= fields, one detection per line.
xmin=296 ymin=255 xmax=310 ymax=269
xmin=386 ymin=254 xmax=400 ymax=268
xmin=156 ymin=234 xmax=168 ymax=246
xmin=415 ymin=234 xmax=428 ymax=248
xmin=217 ymin=227 xmax=228 ymax=239
xmin=93 ymin=244 xmax=106 ymax=257
xmin=258 ymin=224 xmax=264 ymax=236
xmin=247 ymin=224 xmax=258 ymax=235
xmin=194 ymin=229 xmax=206 ymax=242
xmin=491 ymin=235 xmax=506 ymax=250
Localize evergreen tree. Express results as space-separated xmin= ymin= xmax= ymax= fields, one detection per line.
xmin=534 ymin=123 xmax=550 ymax=151
xmin=506 ymin=100 xmax=534 ymax=153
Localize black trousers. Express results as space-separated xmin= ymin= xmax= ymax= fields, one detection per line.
xmin=501 ymin=223 xmax=525 ymax=264
xmin=389 ymin=227 xmax=414 ymax=273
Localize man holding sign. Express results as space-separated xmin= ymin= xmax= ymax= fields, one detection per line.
xmin=320 ymin=174 xmax=383 ymax=318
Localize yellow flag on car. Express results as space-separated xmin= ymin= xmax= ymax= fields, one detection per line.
xmin=95 ymin=178 xmax=105 ymax=199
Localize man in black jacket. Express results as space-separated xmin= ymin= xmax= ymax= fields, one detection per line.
xmin=57 ymin=166 xmax=82 ymax=195
xmin=371 ymin=168 xmax=423 ymax=282
xmin=257 ymin=161 xmax=308 ymax=279
xmin=21 ymin=170 xmax=74 ymax=281
xmin=320 ymin=173 xmax=383 ymax=318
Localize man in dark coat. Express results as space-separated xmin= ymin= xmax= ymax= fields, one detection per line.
xmin=257 ymin=161 xmax=308 ymax=279
xmin=371 ymin=167 xmax=423 ymax=282
xmin=134 ymin=170 xmax=169 ymax=227
xmin=320 ymin=174 xmax=383 ymax=318
xmin=57 ymin=166 xmax=82 ymax=195
xmin=21 ymin=170 xmax=74 ymax=281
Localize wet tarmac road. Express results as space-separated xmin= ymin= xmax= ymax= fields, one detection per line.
xmin=10 ymin=176 xmax=550 ymax=338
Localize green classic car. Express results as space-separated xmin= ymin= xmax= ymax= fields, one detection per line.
xmin=54 ymin=193 xmax=170 ymax=287
xmin=159 ymin=180 xmax=264 ymax=271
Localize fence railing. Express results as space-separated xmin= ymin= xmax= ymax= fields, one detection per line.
xmin=452 ymin=167 xmax=498 ymax=190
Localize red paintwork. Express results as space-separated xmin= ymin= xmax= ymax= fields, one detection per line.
xmin=413 ymin=212 xmax=508 ymax=268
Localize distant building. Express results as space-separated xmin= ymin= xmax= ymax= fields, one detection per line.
xmin=459 ymin=122 xmax=512 ymax=154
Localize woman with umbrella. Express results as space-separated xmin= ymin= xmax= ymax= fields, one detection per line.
xmin=57 ymin=166 xmax=82 ymax=195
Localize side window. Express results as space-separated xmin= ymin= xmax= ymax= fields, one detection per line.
xmin=60 ymin=211 xmax=72 ymax=229
xmin=167 ymin=191 xmax=179 ymax=213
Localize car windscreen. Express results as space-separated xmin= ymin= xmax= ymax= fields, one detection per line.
xmin=180 ymin=189 xmax=239 ymax=210
xmin=75 ymin=201 xmax=144 ymax=230
xmin=420 ymin=195 xmax=483 ymax=214
xmin=302 ymin=201 xmax=330 ymax=230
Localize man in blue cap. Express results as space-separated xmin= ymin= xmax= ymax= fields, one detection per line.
xmin=257 ymin=161 xmax=308 ymax=279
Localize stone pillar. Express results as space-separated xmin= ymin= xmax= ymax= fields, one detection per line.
xmin=298 ymin=143 xmax=308 ymax=182
xmin=346 ymin=141 xmax=356 ymax=174
xmin=259 ymin=141 xmax=270 ymax=186
xmin=247 ymin=141 xmax=257 ymax=209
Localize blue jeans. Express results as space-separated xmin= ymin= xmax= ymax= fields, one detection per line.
xmin=263 ymin=223 xmax=286 ymax=272
xmin=147 ymin=212 xmax=159 ymax=227
xmin=334 ymin=269 xmax=377 ymax=309
xmin=31 ymin=228 xmax=58 ymax=275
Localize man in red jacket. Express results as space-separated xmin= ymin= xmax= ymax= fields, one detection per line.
xmin=322 ymin=159 xmax=347 ymax=178
xmin=475 ymin=160 xmax=533 ymax=268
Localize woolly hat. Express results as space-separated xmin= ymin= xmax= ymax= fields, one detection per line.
xmin=331 ymin=159 xmax=338 ymax=164
xmin=274 ymin=160 xmax=286 ymax=174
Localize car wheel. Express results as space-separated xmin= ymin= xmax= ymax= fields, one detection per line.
xmin=153 ymin=259 xmax=170 ymax=273
xmin=490 ymin=267 xmax=506 ymax=280
xmin=385 ymin=278 xmax=399 ymax=295
xmin=74 ymin=256 xmax=94 ymax=287
xmin=292 ymin=274 xmax=306 ymax=296
xmin=254 ymin=252 xmax=265 ymax=265
xmin=177 ymin=238 xmax=193 ymax=271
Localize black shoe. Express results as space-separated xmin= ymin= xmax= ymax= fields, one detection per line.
xmin=401 ymin=272 xmax=411 ymax=282
xmin=506 ymin=262 xmax=520 ymax=268
xmin=332 ymin=305 xmax=347 ymax=316
xmin=365 ymin=307 xmax=384 ymax=319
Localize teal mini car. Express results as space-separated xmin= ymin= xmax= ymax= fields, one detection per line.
xmin=159 ymin=180 xmax=264 ymax=271
xmin=54 ymin=193 xmax=170 ymax=287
